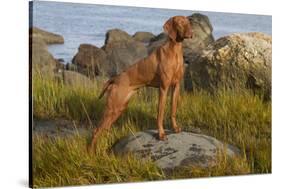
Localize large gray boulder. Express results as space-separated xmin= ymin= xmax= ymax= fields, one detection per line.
xmin=72 ymin=44 xmax=110 ymax=78
xmin=147 ymin=32 xmax=168 ymax=54
xmin=103 ymin=29 xmax=148 ymax=76
xmin=113 ymin=130 xmax=239 ymax=170
xmin=30 ymin=27 xmax=64 ymax=76
xmin=147 ymin=13 xmax=214 ymax=60
xmin=104 ymin=29 xmax=133 ymax=45
xmin=31 ymin=37 xmax=59 ymax=76
xmin=183 ymin=13 xmax=215 ymax=64
xmin=103 ymin=40 xmax=147 ymax=76
xmin=188 ymin=32 xmax=272 ymax=99
xmin=30 ymin=27 xmax=64 ymax=44
xmin=133 ymin=31 xmax=155 ymax=43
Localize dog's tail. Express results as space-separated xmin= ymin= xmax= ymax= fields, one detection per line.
xmin=98 ymin=78 xmax=114 ymax=99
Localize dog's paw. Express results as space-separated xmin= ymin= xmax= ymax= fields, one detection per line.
xmin=159 ymin=133 xmax=168 ymax=141
xmin=87 ymin=143 xmax=97 ymax=154
xmin=174 ymin=127 xmax=182 ymax=133
xmin=86 ymin=144 xmax=92 ymax=154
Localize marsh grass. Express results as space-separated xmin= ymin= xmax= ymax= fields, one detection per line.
xmin=33 ymin=133 xmax=165 ymax=187
xmin=32 ymin=71 xmax=271 ymax=187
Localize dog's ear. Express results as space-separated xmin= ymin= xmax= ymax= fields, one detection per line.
xmin=163 ymin=17 xmax=177 ymax=42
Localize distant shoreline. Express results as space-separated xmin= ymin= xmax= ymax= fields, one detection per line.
xmin=32 ymin=1 xmax=272 ymax=63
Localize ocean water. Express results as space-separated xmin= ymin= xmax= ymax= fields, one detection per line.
xmin=31 ymin=1 xmax=272 ymax=63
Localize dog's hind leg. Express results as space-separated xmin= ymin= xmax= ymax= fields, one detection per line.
xmin=89 ymin=83 xmax=135 ymax=152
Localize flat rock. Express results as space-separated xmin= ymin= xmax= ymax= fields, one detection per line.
xmin=33 ymin=119 xmax=88 ymax=138
xmin=113 ymin=130 xmax=239 ymax=170
xmin=30 ymin=27 xmax=64 ymax=44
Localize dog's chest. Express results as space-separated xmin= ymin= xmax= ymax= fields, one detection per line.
xmin=171 ymin=52 xmax=184 ymax=82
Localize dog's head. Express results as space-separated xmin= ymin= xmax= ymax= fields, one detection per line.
xmin=163 ymin=16 xmax=193 ymax=42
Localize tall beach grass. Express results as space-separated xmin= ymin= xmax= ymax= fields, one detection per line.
xmin=32 ymin=71 xmax=271 ymax=187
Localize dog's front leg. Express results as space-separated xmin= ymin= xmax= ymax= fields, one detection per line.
xmin=157 ymin=87 xmax=169 ymax=140
xmin=171 ymin=83 xmax=182 ymax=133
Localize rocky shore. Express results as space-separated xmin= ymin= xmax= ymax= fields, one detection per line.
xmin=31 ymin=13 xmax=272 ymax=169
xmin=30 ymin=13 xmax=271 ymax=99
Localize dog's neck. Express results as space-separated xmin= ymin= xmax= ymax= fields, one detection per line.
xmin=166 ymin=39 xmax=183 ymax=52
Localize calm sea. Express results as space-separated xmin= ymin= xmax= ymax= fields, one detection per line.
xmin=31 ymin=1 xmax=272 ymax=63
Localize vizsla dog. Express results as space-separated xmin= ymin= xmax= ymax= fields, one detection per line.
xmin=89 ymin=16 xmax=193 ymax=151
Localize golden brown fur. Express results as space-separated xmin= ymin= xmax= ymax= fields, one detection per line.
xmin=89 ymin=16 xmax=193 ymax=152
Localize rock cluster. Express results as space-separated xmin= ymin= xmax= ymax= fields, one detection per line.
xmin=31 ymin=13 xmax=272 ymax=98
